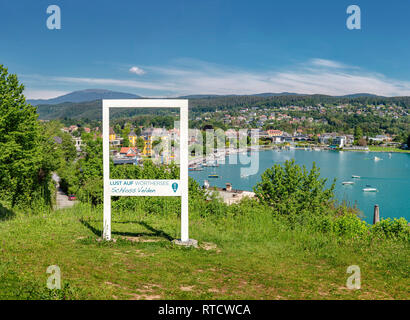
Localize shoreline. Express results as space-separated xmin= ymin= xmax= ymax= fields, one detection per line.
xmin=188 ymin=145 xmax=409 ymax=165
xmin=342 ymin=149 xmax=410 ymax=154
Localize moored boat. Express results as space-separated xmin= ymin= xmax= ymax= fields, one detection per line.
xmin=363 ymin=187 xmax=377 ymax=192
xmin=342 ymin=181 xmax=354 ymax=185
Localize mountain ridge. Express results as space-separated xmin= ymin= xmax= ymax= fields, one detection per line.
xmin=27 ymin=89 xmax=142 ymax=106
xmin=34 ymin=91 xmax=409 ymax=121
xmin=28 ymin=89 xmax=382 ymax=105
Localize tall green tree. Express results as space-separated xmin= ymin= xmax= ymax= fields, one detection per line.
xmin=121 ymin=123 xmax=131 ymax=147
xmin=0 ymin=65 xmax=53 ymax=207
xmin=354 ymin=126 xmax=363 ymax=144
xmin=254 ymin=160 xmax=335 ymax=216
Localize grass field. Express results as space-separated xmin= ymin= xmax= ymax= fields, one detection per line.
xmin=368 ymin=146 xmax=410 ymax=153
xmin=0 ymin=203 xmax=409 ymax=300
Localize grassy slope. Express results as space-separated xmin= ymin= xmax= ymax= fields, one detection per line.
xmin=0 ymin=204 xmax=408 ymax=300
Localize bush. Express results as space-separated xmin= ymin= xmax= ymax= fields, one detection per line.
xmin=201 ymin=193 xmax=228 ymax=218
xmin=254 ymin=159 xmax=335 ymax=216
xmin=371 ymin=218 xmax=410 ymax=241
xmin=332 ymin=213 xmax=368 ymax=238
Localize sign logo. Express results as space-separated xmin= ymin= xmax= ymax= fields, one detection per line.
xmin=172 ymin=182 xmax=179 ymax=193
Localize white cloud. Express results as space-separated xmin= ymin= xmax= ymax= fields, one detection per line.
xmin=23 ymin=58 xmax=410 ymax=97
xmin=129 ymin=66 xmax=146 ymax=75
xmin=309 ymin=58 xmax=349 ymax=69
xmin=24 ymin=89 xmax=69 ymax=100
xmin=53 ymin=76 xmax=177 ymax=91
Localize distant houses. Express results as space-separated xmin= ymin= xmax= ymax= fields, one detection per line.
xmin=368 ymin=134 xmax=392 ymax=143
xmin=105 ymin=125 xmax=180 ymax=165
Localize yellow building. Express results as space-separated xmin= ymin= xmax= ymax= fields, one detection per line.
xmin=109 ymin=127 xmax=116 ymax=142
xmin=142 ymin=136 xmax=152 ymax=156
xmin=128 ymin=130 xmax=137 ymax=147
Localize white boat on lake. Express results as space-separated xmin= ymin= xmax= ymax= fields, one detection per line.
xmin=374 ymin=156 xmax=382 ymax=161
xmin=342 ymin=181 xmax=354 ymax=185
xmin=352 ymin=175 xmax=361 ymax=178
xmin=363 ymin=187 xmax=378 ymax=192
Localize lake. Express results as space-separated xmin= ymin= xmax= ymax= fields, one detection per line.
xmin=189 ymin=149 xmax=410 ymax=223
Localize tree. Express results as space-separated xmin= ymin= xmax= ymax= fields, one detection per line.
xmin=358 ymin=138 xmax=367 ymax=146
xmin=407 ymin=133 xmax=410 ymax=148
xmin=121 ymin=123 xmax=131 ymax=147
xmin=354 ymin=126 xmax=363 ymax=144
xmin=0 ymin=65 xmax=53 ymax=207
xmin=254 ymin=160 xmax=335 ymax=216
xmin=136 ymin=137 xmax=145 ymax=151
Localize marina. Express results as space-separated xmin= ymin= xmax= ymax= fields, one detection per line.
xmin=189 ymin=149 xmax=410 ymax=224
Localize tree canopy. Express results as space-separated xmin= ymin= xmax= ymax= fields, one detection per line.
xmin=0 ymin=65 xmax=54 ymax=207
xmin=254 ymin=160 xmax=335 ymax=216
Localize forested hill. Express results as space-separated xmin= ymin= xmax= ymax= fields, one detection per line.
xmin=35 ymin=94 xmax=410 ymax=120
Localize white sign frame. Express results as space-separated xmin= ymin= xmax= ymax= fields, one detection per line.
xmin=102 ymin=99 xmax=189 ymax=242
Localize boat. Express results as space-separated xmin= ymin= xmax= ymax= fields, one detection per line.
xmin=342 ymin=181 xmax=354 ymax=185
xmin=189 ymin=167 xmax=203 ymax=171
xmin=208 ymin=174 xmax=219 ymax=178
xmin=388 ymin=153 xmax=392 ymax=158
xmin=204 ymin=160 xmax=219 ymax=167
xmin=374 ymin=156 xmax=382 ymax=161
xmin=363 ymin=187 xmax=377 ymax=192
xmin=352 ymin=175 xmax=361 ymax=179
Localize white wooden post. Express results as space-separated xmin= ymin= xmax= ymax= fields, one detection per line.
xmin=102 ymin=100 xmax=111 ymax=240
xmin=180 ymin=102 xmax=189 ymax=242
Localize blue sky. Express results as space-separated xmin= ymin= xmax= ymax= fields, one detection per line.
xmin=1 ymin=0 xmax=410 ymax=98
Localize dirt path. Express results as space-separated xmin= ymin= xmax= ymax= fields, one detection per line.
xmin=53 ymin=172 xmax=77 ymax=210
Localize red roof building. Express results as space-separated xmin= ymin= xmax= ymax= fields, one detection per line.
xmin=119 ymin=147 xmax=138 ymax=157
xmin=267 ymin=130 xmax=283 ymax=137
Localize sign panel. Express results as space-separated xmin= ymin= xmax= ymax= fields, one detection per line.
xmin=102 ymin=99 xmax=189 ymax=242
xmin=109 ymin=179 xmax=182 ymax=197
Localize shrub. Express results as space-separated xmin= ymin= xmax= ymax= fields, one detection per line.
xmin=332 ymin=213 xmax=368 ymax=238
xmin=371 ymin=218 xmax=410 ymax=241
xmin=253 ymin=159 xmax=335 ymax=216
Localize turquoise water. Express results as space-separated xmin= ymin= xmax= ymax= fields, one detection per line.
xmin=189 ymin=150 xmax=410 ymax=223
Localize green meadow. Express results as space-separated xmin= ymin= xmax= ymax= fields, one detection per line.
xmin=1 ymin=202 xmax=408 ymax=300
xmin=368 ymin=146 xmax=410 ymax=153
